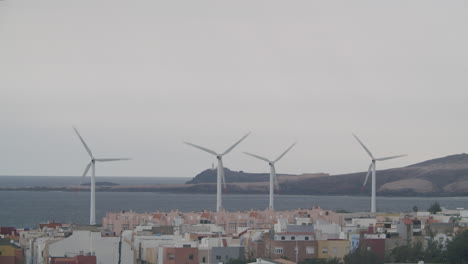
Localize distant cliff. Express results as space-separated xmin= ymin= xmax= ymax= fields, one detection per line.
xmin=186 ymin=168 xmax=274 ymax=184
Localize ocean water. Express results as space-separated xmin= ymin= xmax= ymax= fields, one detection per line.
xmin=1 ymin=191 xmax=467 ymax=228
xmin=0 ymin=176 xmax=190 ymax=187
xmin=1 ymin=176 xmax=467 ymax=228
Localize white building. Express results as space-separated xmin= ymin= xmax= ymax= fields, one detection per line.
xmin=48 ymin=230 xmax=132 ymax=264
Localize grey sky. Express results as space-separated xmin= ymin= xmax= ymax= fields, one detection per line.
xmin=1 ymin=1 xmax=468 ymax=177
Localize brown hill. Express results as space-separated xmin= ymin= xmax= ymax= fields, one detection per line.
xmin=274 ymin=153 xmax=468 ymax=196
xmin=185 ymin=153 xmax=468 ymax=196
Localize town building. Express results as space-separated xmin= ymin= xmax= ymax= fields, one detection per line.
xmin=0 ymin=238 xmax=24 ymax=264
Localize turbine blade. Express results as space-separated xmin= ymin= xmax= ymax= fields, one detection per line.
xmin=221 ymin=132 xmax=251 ymax=156
xmin=362 ymin=162 xmax=373 ymax=188
xmin=375 ymin=154 xmax=407 ymax=161
xmin=352 ymin=134 xmax=374 ymax=159
xmin=184 ymin=142 xmax=218 ymax=156
xmin=273 ymin=142 xmax=297 ymax=163
xmin=82 ymin=162 xmax=92 ymax=177
xmin=73 ymin=127 xmax=93 ymax=158
xmin=243 ymin=152 xmax=271 ymax=163
xmin=95 ymin=158 xmax=131 ymax=162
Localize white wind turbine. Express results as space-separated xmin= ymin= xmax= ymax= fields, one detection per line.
xmin=74 ymin=127 xmax=130 ymax=225
xmin=353 ymin=134 xmax=406 ymax=213
xmin=243 ymin=142 xmax=296 ymax=211
xmin=184 ymin=132 xmax=251 ymax=212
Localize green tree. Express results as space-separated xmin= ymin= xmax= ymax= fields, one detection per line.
xmin=335 ymin=209 xmax=350 ymax=213
xmin=387 ymin=239 xmax=447 ymax=263
xmin=324 ymin=258 xmax=342 ymax=264
xmin=300 ymin=258 xmax=342 ymax=264
xmin=446 ymin=230 xmax=468 ymax=264
xmin=428 ymin=201 xmax=442 ymax=214
xmin=343 ymin=247 xmax=383 ymax=264
xmin=388 ymin=242 xmax=424 ymax=263
xmin=299 ymin=259 xmax=326 ymax=264
xmin=423 ymin=238 xmax=447 ymax=263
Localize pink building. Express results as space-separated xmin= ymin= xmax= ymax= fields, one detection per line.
xmin=103 ymin=208 xmax=344 ymax=234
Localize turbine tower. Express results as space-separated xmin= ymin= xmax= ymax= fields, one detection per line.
xmin=74 ymin=127 xmax=130 ymax=225
xmin=353 ymin=134 xmax=406 ymax=213
xmin=184 ymin=132 xmax=250 ymax=212
xmin=243 ymin=142 xmax=296 ymax=210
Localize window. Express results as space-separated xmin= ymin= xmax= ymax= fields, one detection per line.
xmin=306 ymin=247 xmax=315 ymax=254
xmin=183 ymin=244 xmax=191 ymax=248
xmin=189 ymin=254 xmax=194 ymax=260
xmin=305 ymin=236 xmax=309 ymax=241
xmin=216 ymin=255 xmax=222 ymax=260
xmin=281 ymin=236 xmax=285 ymax=241
xmin=275 ymin=247 xmax=283 ymax=254
xmin=291 ymin=236 xmax=295 ymax=240
xmin=168 ymin=253 xmax=175 ymax=260
xmin=333 ymin=247 xmax=337 ymax=254
xmin=230 ymin=225 xmax=236 ymax=231
xmin=202 ymin=257 xmax=206 ymax=263
xmin=322 ymin=247 xmax=328 ymax=254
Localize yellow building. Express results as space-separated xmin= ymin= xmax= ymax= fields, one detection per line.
xmin=317 ymin=239 xmax=350 ymax=260
xmin=0 ymin=238 xmax=24 ymax=264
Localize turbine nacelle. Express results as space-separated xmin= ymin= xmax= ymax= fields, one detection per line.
xmin=184 ymin=132 xmax=251 ymax=212
xmin=243 ymin=142 xmax=296 ymax=210
xmin=353 ymin=133 xmax=406 ymax=213
xmin=73 ymin=127 xmax=131 ymax=225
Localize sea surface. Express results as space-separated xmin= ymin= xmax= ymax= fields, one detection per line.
xmin=0 ymin=175 xmax=190 ymax=187
xmin=0 ymin=176 xmax=467 ymax=228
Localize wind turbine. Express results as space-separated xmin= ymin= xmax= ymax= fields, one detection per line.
xmin=184 ymin=132 xmax=251 ymax=212
xmin=243 ymin=142 xmax=296 ymax=211
xmin=353 ymin=134 xmax=406 ymax=213
xmin=74 ymin=127 xmax=130 ymax=225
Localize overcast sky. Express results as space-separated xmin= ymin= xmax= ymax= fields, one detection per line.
xmin=1 ymin=1 xmax=468 ymax=177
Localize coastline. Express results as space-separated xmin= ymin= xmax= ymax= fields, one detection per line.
xmin=1 ymin=185 xmax=467 ymax=197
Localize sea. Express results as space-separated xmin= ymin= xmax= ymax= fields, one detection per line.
xmin=1 ymin=176 xmax=467 ymax=228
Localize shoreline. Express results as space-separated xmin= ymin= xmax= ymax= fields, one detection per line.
xmin=0 ymin=186 xmax=467 ymax=198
